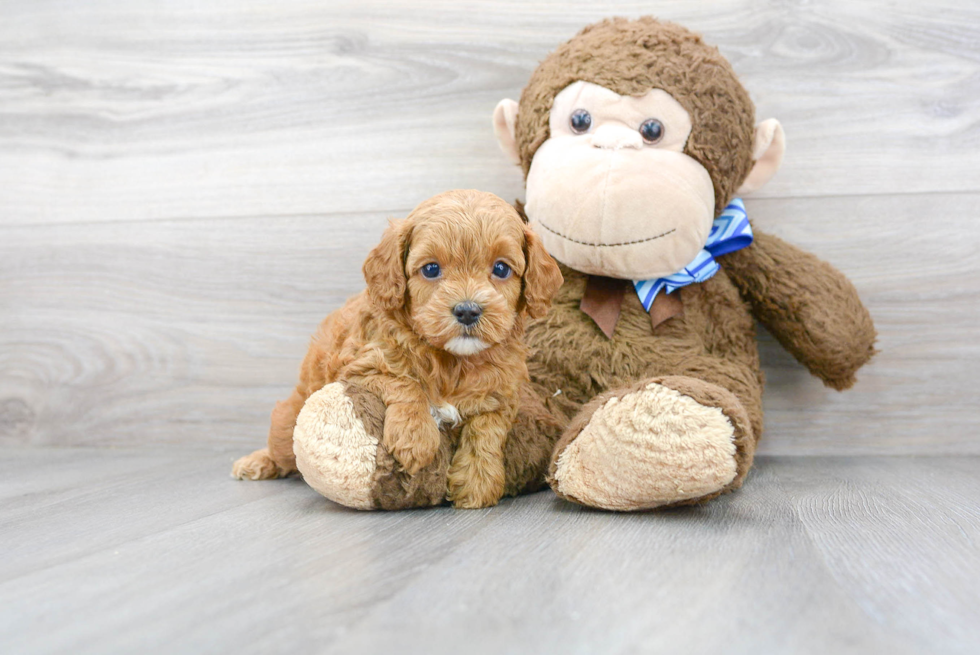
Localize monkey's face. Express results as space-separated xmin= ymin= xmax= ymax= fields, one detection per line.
xmin=523 ymin=81 xmax=715 ymax=280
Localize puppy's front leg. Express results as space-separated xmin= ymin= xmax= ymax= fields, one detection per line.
xmin=447 ymin=412 xmax=510 ymax=509
xmin=383 ymin=401 xmax=442 ymax=475
xmin=351 ymin=374 xmax=441 ymax=475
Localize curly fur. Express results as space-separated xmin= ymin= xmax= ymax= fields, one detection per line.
xmin=232 ymin=190 xmax=563 ymax=509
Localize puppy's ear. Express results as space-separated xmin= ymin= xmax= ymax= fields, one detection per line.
xmin=363 ymin=218 xmax=410 ymax=312
xmin=521 ymin=227 xmax=563 ymax=319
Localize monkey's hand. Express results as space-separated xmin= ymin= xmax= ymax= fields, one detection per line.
xmin=722 ymin=230 xmax=877 ymax=390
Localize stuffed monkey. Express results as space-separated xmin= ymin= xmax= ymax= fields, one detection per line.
xmin=262 ymin=17 xmax=876 ymax=511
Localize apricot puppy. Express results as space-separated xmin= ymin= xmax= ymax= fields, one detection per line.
xmin=232 ymin=189 xmax=563 ymax=509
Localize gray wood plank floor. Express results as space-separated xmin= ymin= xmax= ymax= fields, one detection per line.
xmin=2 ymin=449 xmax=978 ymax=655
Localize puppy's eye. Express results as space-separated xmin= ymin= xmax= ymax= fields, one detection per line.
xmin=420 ymin=263 xmax=441 ymax=279
xmin=569 ymin=109 xmax=592 ymax=134
xmin=491 ymin=261 xmax=512 ymax=280
xmin=639 ymin=118 xmax=664 ymax=144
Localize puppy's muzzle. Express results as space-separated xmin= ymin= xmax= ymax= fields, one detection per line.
xmin=452 ymin=301 xmax=482 ymax=327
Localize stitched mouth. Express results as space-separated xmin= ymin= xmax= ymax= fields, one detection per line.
xmin=536 ymin=221 xmax=676 ymax=248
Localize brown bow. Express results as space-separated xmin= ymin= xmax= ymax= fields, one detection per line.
xmin=580 ymin=275 xmax=683 ymax=338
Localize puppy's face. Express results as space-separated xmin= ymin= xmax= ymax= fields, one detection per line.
xmin=404 ymin=201 xmax=526 ymax=356
xmin=363 ymin=190 xmax=563 ymax=356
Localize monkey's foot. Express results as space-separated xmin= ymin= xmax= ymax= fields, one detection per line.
xmin=547 ymin=376 xmax=754 ymax=511
xmin=293 ymin=382 xmax=451 ymax=510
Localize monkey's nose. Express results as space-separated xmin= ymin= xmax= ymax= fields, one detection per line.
xmin=589 ymin=124 xmax=643 ymax=150
xmin=452 ymin=301 xmax=482 ymax=327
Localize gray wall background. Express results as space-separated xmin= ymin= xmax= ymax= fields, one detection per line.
xmin=1 ymin=0 xmax=978 ymax=454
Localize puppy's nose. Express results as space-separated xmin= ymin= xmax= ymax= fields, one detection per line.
xmin=452 ymin=301 xmax=482 ymax=327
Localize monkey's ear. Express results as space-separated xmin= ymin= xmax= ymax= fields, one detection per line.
xmin=363 ymin=218 xmax=410 ymax=312
xmin=737 ymin=119 xmax=786 ymax=195
xmin=493 ymin=99 xmax=522 ymax=166
xmin=521 ymin=227 xmax=563 ymax=319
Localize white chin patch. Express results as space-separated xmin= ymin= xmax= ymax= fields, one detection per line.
xmin=444 ymin=336 xmax=490 ymax=356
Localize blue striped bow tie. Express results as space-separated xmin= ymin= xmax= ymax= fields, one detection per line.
xmin=632 ymin=198 xmax=752 ymax=310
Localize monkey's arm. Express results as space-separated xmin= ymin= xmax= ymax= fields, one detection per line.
xmin=721 ymin=230 xmax=877 ymax=390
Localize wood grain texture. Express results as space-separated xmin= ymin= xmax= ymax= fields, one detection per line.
xmin=1 ymin=449 xmax=978 ymax=654
xmin=2 ymin=194 xmax=978 ymax=453
xmin=1 ymin=0 xmax=979 ymax=453
xmin=0 ymin=0 xmax=978 ymax=225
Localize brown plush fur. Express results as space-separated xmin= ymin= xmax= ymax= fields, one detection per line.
xmin=232 ymin=190 xmax=563 ymax=509
xmin=515 ymin=16 xmax=756 ymax=215
xmin=722 ymin=232 xmax=878 ymax=390
xmin=528 ymin=263 xmax=764 ymax=490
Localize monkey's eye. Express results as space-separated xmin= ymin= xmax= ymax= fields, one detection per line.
xmin=491 ymin=261 xmax=512 ymax=280
xmin=420 ymin=263 xmax=441 ymax=279
xmin=639 ymin=118 xmax=665 ymax=144
xmin=569 ymin=109 xmax=592 ymax=134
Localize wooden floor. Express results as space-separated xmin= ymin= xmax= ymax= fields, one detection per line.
xmin=3 ymin=1 xmax=980 ymax=653
xmin=1 ymin=449 xmax=978 ymax=655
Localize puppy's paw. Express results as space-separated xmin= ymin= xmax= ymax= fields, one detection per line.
xmin=447 ymin=453 xmax=505 ymax=509
xmin=383 ymin=403 xmax=442 ymax=475
xmin=232 ymin=448 xmax=281 ymax=480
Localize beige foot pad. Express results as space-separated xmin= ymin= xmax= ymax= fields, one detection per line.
xmin=293 ymin=382 xmax=380 ymax=510
xmin=551 ymin=382 xmax=738 ymax=511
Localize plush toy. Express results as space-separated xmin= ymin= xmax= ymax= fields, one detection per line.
xmin=290 ymin=16 xmax=876 ymax=511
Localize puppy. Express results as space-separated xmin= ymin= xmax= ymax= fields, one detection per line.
xmin=232 ymin=189 xmax=563 ymax=508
